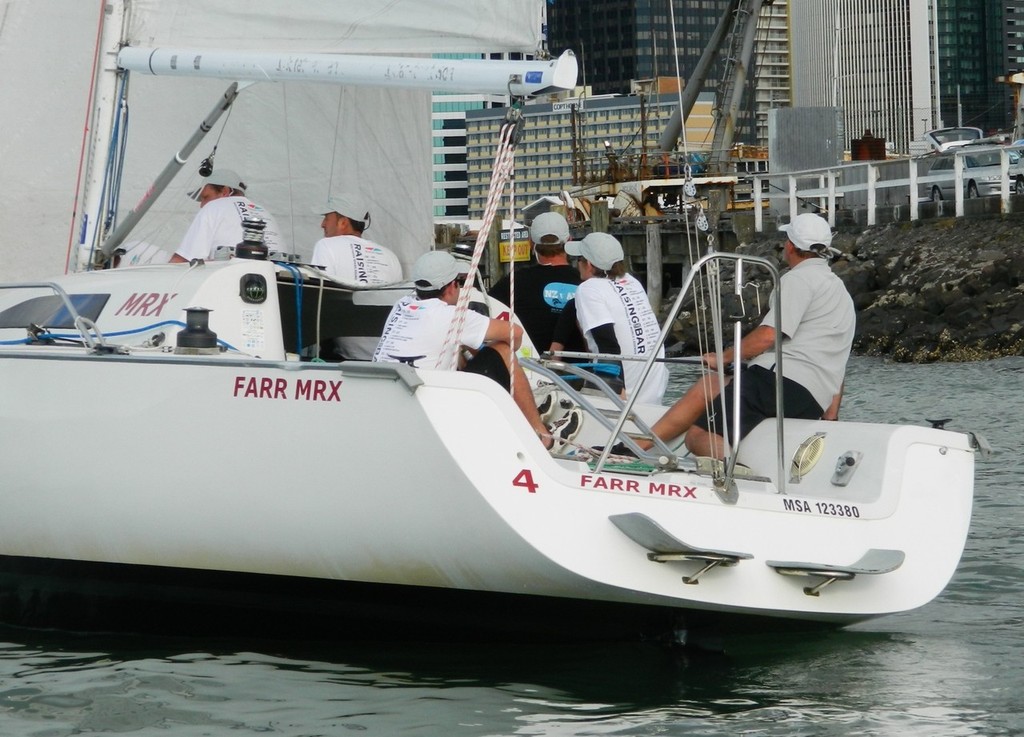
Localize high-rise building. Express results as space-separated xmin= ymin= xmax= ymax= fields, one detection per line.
xmin=789 ymin=1 xmax=934 ymax=154
xmin=934 ymin=1 xmax=1022 ymax=135
xmin=431 ymin=53 xmax=525 ymax=219
xmin=465 ymin=92 xmax=715 ymax=220
xmin=546 ymin=0 xmax=790 ymax=150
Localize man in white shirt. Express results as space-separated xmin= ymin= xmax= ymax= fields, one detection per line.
xmin=172 ymin=169 xmax=285 ymax=263
xmin=565 ymin=232 xmax=669 ymax=405
xmin=640 ymin=212 xmax=855 ymax=459
xmin=373 ymin=251 xmax=579 ymax=450
xmin=312 ymin=194 xmax=404 ymax=360
xmin=311 ymin=194 xmax=402 ymax=286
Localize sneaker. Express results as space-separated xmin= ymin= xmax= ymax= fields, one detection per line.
xmin=548 ymin=408 xmax=583 ymax=453
xmin=592 ymin=442 xmax=638 ymax=458
xmin=536 ymin=389 xmax=556 ymax=423
xmin=537 ymin=389 xmax=573 ymax=425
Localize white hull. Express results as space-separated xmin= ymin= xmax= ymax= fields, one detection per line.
xmin=0 ymin=260 xmax=976 ymax=640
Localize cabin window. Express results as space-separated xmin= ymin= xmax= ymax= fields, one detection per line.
xmin=0 ymin=293 xmax=110 ymax=330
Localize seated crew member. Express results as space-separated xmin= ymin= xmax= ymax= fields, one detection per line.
xmin=311 ymin=194 xmax=402 ymax=285
xmin=634 ymin=212 xmax=855 ymax=460
xmin=311 ymin=194 xmax=404 ymax=360
xmin=172 ymin=169 xmax=285 ymax=263
xmin=372 ymin=251 xmax=580 ymax=450
xmin=488 ymin=211 xmax=584 ymax=353
xmin=564 ymin=232 xmax=669 ymax=405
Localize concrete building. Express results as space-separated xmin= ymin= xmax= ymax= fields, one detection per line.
xmin=431 ymin=53 xmax=526 ymax=220
xmin=546 ymin=0 xmax=790 ymax=150
xmin=465 ymin=91 xmax=715 ymax=220
xmin=935 ymin=1 xmax=1024 ymax=135
xmin=789 ymin=0 xmax=935 ymax=155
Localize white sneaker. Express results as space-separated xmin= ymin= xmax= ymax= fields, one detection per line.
xmin=548 ymin=408 xmax=583 ymax=453
xmin=537 ymin=388 xmax=573 ymax=425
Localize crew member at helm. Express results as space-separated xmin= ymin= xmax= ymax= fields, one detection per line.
xmin=171 ymin=169 xmax=285 ymax=263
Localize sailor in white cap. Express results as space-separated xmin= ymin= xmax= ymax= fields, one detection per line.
xmin=310 ymin=193 xmax=404 ymax=360
xmin=487 ymin=211 xmax=581 ymax=352
xmin=172 ymin=168 xmax=286 ymax=263
xmin=373 ymin=251 xmax=581 ymax=451
xmin=310 ymin=194 xmax=402 ymax=287
xmin=638 ymin=213 xmax=855 ymax=459
xmin=565 ymin=231 xmax=669 ymax=406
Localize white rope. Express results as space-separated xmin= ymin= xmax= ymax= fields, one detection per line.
xmin=505 ymin=159 xmax=518 ymax=394
xmin=437 ymin=114 xmax=522 ymax=369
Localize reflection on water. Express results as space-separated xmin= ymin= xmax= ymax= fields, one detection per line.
xmin=0 ymin=357 xmax=1020 ymax=736
xmin=0 ymin=623 xmax=1019 ymax=736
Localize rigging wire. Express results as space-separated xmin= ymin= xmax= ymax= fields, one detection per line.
xmin=282 ymin=83 xmax=297 ymax=255
xmin=668 ymin=0 xmax=730 ymax=461
xmin=439 ymin=111 xmax=523 ymax=371
xmin=64 ymin=0 xmax=113 ymax=274
xmin=328 ymin=88 xmax=346 ymax=195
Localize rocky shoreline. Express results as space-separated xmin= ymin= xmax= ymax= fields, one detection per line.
xmin=673 ymin=212 xmax=1024 ymax=363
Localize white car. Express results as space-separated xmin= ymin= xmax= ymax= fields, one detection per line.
xmin=924 ymin=148 xmax=1024 ymax=201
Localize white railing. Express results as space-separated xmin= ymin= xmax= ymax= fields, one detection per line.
xmin=751 ymin=146 xmax=1024 ymax=232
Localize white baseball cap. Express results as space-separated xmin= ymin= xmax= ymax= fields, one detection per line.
xmin=412 ymin=251 xmax=461 ymax=290
xmin=530 ymin=212 xmax=570 ymax=245
xmin=313 ymin=194 xmax=371 ymax=229
xmin=187 ymin=168 xmax=247 ymax=200
xmin=565 ymin=232 xmax=624 ymax=270
xmin=780 ymin=213 xmax=833 ymax=253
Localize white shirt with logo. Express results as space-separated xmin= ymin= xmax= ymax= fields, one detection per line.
xmin=373 ymin=296 xmax=491 ymax=371
xmin=574 ymin=273 xmax=668 ymax=405
xmin=176 ymin=196 xmax=285 ymax=261
xmin=312 ymin=235 xmax=403 ymax=286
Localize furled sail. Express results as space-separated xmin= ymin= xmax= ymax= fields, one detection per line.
xmin=123 ymin=1 xmax=543 ymax=54
xmin=0 ymin=0 xmax=549 ymax=278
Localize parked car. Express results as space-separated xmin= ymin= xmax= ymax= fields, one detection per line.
xmin=923 ymin=148 xmax=1024 ymax=201
xmin=923 ymin=126 xmax=984 ymax=153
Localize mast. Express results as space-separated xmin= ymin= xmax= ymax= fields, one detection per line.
xmin=72 ymin=0 xmax=127 ymax=272
xmin=708 ymin=0 xmax=765 ymax=173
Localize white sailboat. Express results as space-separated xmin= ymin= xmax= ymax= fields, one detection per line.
xmin=0 ymin=0 xmax=983 ymax=644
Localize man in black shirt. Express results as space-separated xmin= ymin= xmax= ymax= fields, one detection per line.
xmin=488 ymin=212 xmax=583 ymax=353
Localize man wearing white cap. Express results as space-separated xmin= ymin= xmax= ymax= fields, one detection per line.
xmin=373 ymin=251 xmax=580 ymax=450
xmin=565 ymin=232 xmax=669 ymax=406
xmin=638 ymin=212 xmax=855 ymax=459
xmin=311 ymin=194 xmax=403 ymax=360
xmin=311 ymin=194 xmax=402 ymax=286
xmin=487 ymin=212 xmax=582 ymax=352
xmin=172 ymin=169 xmax=285 ymax=263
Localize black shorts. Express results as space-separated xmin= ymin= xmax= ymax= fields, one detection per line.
xmin=694 ymin=365 xmax=824 ymax=441
xmin=462 ymin=346 xmax=511 ymax=387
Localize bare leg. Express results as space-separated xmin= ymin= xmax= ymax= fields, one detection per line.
xmin=490 ymin=342 xmax=550 ymax=445
xmin=684 ymin=425 xmax=728 ymax=459
xmin=636 ymin=373 xmax=726 ymax=450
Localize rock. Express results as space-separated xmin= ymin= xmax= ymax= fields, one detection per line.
xmin=734 ymin=213 xmax=1024 ymax=363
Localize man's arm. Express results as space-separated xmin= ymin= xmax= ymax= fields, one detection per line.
xmin=822 ymin=382 xmax=844 ymax=421
xmin=482 ymin=318 xmax=523 ymax=350
xmin=703 ymin=324 xmax=777 ymax=369
xmin=588 ymin=323 xmax=625 ymax=394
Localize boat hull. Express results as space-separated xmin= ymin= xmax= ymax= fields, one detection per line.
xmin=0 ymin=346 xmax=975 ymax=640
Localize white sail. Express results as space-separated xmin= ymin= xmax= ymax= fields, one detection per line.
xmin=0 ymin=0 xmax=547 ymax=279
xmin=123 ymin=0 xmax=543 ymax=55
